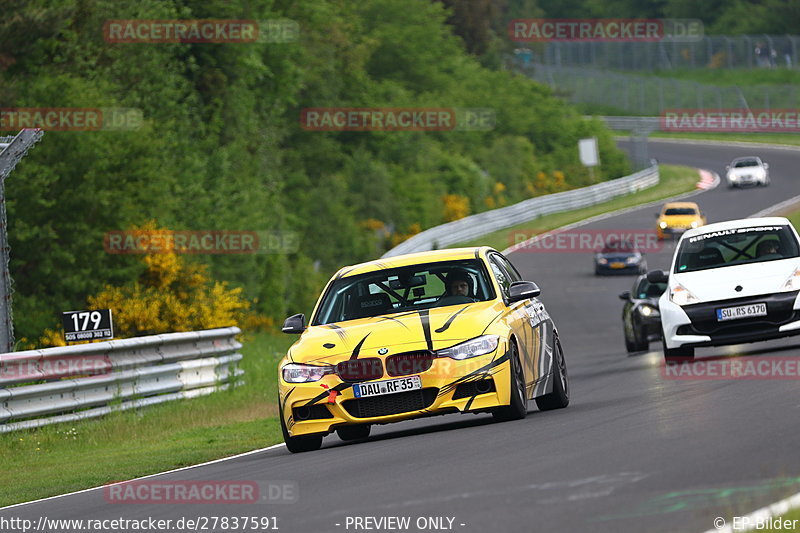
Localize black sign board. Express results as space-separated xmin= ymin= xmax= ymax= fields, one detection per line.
xmin=62 ymin=309 xmax=114 ymax=342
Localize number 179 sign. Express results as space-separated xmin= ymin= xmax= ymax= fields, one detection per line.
xmin=62 ymin=309 xmax=114 ymax=342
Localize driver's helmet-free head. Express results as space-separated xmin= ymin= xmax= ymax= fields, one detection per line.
xmin=445 ymin=270 xmax=472 ymax=296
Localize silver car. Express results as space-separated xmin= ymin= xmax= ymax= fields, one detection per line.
xmin=726 ymin=156 xmax=769 ymax=188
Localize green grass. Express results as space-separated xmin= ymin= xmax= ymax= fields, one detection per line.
xmin=647 ymin=68 xmax=800 ymax=87
xmin=0 ymin=331 xmax=294 ymax=508
xmin=453 ymin=164 xmax=700 ymax=251
xmin=787 ymin=209 xmax=800 ymax=228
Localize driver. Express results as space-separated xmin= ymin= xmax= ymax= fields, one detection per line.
xmin=443 ymin=270 xmax=474 ymax=299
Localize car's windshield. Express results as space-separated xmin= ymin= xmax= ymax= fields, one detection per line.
xmin=674 ymin=225 xmax=800 ymax=273
xmin=600 ymin=240 xmax=636 ymax=253
xmin=312 ymin=259 xmax=495 ymax=325
xmin=733 ymin=159 xmax=759 ymax=168
xmin=664 ymin=207 xmax=697 ymax=216
xmin=635 ymin=279 xmax=667 ymax=299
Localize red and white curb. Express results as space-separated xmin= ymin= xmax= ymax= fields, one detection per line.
xmin=696 ymin=169 xmax=716 ymax=189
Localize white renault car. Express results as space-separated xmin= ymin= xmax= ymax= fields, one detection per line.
xmin=647 ymin=217 xmax=800 ymax=361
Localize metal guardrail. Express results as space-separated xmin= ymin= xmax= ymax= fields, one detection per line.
xmin=382 ymin=162 xmax=659 ymax=257
xmin=0 ymin=327 xmax=243 ymax=432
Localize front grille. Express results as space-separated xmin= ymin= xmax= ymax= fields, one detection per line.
xmin=336 ymin=358 xmax=383 ymax=382
xmin=452 ymin=379 xmax=496 ymax=400
xmin=681 ymin=292 xmax=799 ymax=336
xmin=342 ymin=388 xmax=438 ymax=418
xmin=292 ymin=404 xmax=333 ymax=421
xmin=386 ymin=351 xmax=433 ymax=377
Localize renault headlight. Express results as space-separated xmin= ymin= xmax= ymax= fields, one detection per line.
xmin=282 ymin=363 xmax=334 ymax=383
xmin=781 ymin=267 xmax=800 ymax=292
xmin=435 ymin=335 xmax=499 ymax=360
xmin=669 ymin=283 xmax=700 ymax=306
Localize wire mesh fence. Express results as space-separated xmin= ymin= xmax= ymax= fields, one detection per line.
xmin=512 ymin=35 xmax=800 ymax=71
xmin=520 ymin=64 xmax=800 ymax=115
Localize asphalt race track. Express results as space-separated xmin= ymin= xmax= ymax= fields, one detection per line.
xmin=3 ymin=139 xmax=800 ymax=533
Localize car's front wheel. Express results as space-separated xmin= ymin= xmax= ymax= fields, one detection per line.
xmin=536 ymin=337 xmax=569 ymax=411
xmin=662 ymin=338 xmax=694 ymax=363
xmin=492 ymin=340 xmax=527 ymax=421
xmin=280 ymin=411 xmax=323 ymax=453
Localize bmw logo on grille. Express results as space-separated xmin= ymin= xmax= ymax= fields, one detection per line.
xmin=378 ymin=348 xmax=389 ymax=355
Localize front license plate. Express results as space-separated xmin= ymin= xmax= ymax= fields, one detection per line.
xmin=353 ymin=376 xmax=422 ymax=398
xmin=716 ymin=303 xmax=767 ymax=322
xmin=610 ymin=262 xmax=626 ymax=269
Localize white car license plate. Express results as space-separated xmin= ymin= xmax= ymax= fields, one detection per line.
xmin=716 ymin=303 xmax=767 ymax=322
xmin=353 ymin=376 xmax=422 ymax=398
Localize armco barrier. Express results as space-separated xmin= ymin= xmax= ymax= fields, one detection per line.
xmin=382 ymin=162 xmax=658 ymax=257
xmin=0 ymin=327 xmax=242 ymax=432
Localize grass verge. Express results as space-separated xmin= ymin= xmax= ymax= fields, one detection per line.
xmin=0 ymin=331 xmax=293 ymax=508
xmin=454 ymin=164 xmax=701 ymax=251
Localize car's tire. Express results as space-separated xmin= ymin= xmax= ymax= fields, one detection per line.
xmin=280 ymin=411 xmax=323 ymax=453
xmin=624 ymin=330 xmax=637 ymax=353
xmin=536 ymin=337 xmax=569 ymax=411
xmin=492 ymin=340 xmax=527 ymax=421
xmin=662 ymin=338 xmax=694 ymax=363
xmin=336 ymin=424 xmax=371 ymax=441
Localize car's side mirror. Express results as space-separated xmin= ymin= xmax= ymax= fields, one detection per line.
xmin=646 ymin=270 xmax=669 ymax=284
xmin=618 ymin=290 xmax=631 ymax=300
xmin=725 ymin=165 xmax=730 ymax=170
xmin=764 ymin=163 xmax=769 ymax=169
xmin=508 ymin=280 xmax=540 ymax=303
xmin=282 ymin=313 xmax=306 ymax=334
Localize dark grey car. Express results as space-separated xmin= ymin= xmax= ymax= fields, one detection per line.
xmin=619 ymin=274 xmax=667 ymax=353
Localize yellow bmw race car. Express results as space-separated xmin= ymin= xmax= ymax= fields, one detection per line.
xmin=277 ymin=247 xmax=569 ymax=453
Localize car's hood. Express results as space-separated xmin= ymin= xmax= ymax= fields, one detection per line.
xmin=289 ymin=300 xmax=505 ymax=364
xmin=728 ymin=167 xmax=765 ymax=177
xmin=660 ymin=215 xmax=701 ymax=226
xmin=672 ymin=259 xmax=800 ymax=301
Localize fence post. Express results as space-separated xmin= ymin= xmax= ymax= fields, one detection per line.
xmin=0 ymin=129 xmax=44 ymax=352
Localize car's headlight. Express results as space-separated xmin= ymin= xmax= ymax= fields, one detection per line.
xmin=670 ymin=283 xmax=700 ymax=306
xmin=597 ymin=257 xmax=608 ymax=265
xmin=659 ymin=221 xmax=668 ymax=229
xmin=435 ymin=335 xmax=499 ymax=360
xmin=690 ymin=221 xmax=699 ymax=228
xmin=626 ymin=254 xmax=641 ymax=264
xmin=282 ymin=363 xmax=334 ymax=383
xmin=781 ymin=267 xmax=800 ymax=292
xmin=638 ymin=304 xmax=660 ymax=317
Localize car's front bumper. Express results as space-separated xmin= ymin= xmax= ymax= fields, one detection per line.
xmin=661 ymin=290 xmax=800 ymax=349
xmin=279 ymin=345 xmax=512 ymax=437
xmin=596 ymin=262 xmax=642 ymax=275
